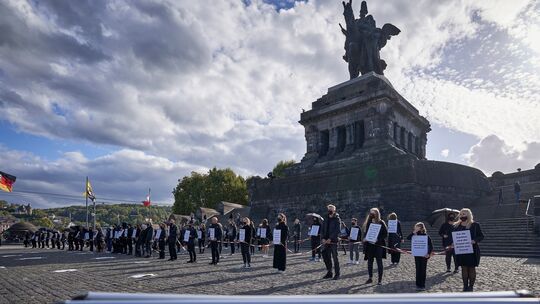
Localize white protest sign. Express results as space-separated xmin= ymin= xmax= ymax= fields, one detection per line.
xmin=365 ymin=223 xmax=382 ymax=243
xmin=197 ymin=230 xmax=202 ymax=239
xmin=183 ymin=230 xmax=190 ymax=242
xmin=209 ymin=228 xmax=215 ymax=240
xmin=84 ymin=233 xmax=89 ymax=240
xmin=260 ymin=228 xmax=267 ymax=238
xmin=132 ymin=229 xmax=137 ymax=238
xmin=273 ymin=229 xmax=281 ymax=245
xmin=239 ymin=229 xmax=246 ymax=242
xmin=109 ymin=230 xmax=113 ymax=238
xmin=411 ymin=235 xmax=428 ymax=257
xmin=154 ymin=229 xmax=161 ymax=240
xmin=113 ymin=231 xmax=119 ymax=239
xmin=350 ymin=227 xmax=360 ymax=241
xmin=388 ymin=220 xmax=398 ymax=234
xmin=309 ymin=225 xmax=320 ymax=236
xmin=256 ymin=228 xmax=261 ymax=237
xmin=452 ymin=230 xmax=474 ymax=255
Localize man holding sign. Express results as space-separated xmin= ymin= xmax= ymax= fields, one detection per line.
xmin=362 ymin=207 xmax=387 ymax=285
xmin=185 ymin=221 xmax=197 ymax=263
xmin=208 ymin=217 xmax=223 ymax=265
xmin=348 ymin=218 xmax=362 ymax=265
xmin=406 ymin=222 xmax=434 ymax=291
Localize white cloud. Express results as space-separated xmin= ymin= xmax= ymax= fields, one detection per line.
xmin=441 ymin=149 xmax=450 ymax=158
xmin=464 ymin=135 xmax=540 ymax=175
xmin=0 ymin=0 xmax=538 ymax=206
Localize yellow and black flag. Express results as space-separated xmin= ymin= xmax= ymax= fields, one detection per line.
xmin=84 ymin=179 xmax=96 ymax=202
xmin=0 ymin=171 xmax=16 ymax=192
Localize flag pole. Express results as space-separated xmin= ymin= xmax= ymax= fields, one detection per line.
xmin=93 ymin=196 xmax=96 ymax=229
xmin=85 ymin=176 xmax=89 ymax=228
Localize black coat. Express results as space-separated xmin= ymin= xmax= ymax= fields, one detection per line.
xmin=438 ymin=222 xmax=454 ymax=247
xmin=322 ymin=213 xmax=341 ymax=242
xmin=208 ymin=223 xmax=223 ymax=241
xmin=239 ymin=224 xmax=252 ymax=243
xmin=168 ymin=224 xmax=178 ymax=242
xmin=145 ymin=226 xmax=153 ymax=242
xmin=454 ymin=222 xmax=484 ymax=267
xmin=388 ymin=221 xmax=403 ymax=249
xmin=363 ymin=220 xmax=388 ymax=260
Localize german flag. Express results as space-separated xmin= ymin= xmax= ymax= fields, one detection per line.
xmin=0 ymin=171 xmax=16 ymax=192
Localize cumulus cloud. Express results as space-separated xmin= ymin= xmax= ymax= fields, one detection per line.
xmin=0 ymin=145 xmax=203 ymax=208
xmin=0 ymin=0 xmax=538 ymax=206
xmin=465 ymin=135 xmax=540 ymax=175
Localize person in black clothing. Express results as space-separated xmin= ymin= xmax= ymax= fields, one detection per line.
xmin=273 ymin=213 xmax=288 ymax=272
xmin=309 ymin=217 xmax=322 ymax=262
xmin=292 ymin=218 xmax=301 ymax=253
xmin=144 ymin=222 xmax=154 ymax=258
xmin=239 ymin=217 xmax=253 ymax=268
xmin=31 ymin=232 xmax=37 ymax=248
xmin=137 ymin=224 xmax=147 ymax=257
xmin=338 ymin=221 xmax=349 ymax=256
xmin=126 ymin=224 xmax=134 ymax=255
xmin=228 ymin=221 xmax=237 ymax=255
xmin=185 ymin=221 xmax=197 ymax=263
xmin=95 ymin=227 xmax=104 ymax=253
xmin=208 ymin=217 xmax=223 ymax=265
xmin=514 ymin=181 xmax=521 ymax=204
xmin=362 ymin=207 xmax=388 ymax=285
xmin=249 ymin=221 xmax=256 ymax=255
xmin=387 ymin=212 xmax=403 ymax=265
xmin=157 ymin=223 xmax=167 ymax=259
xmin=322 ymin=204 xmax=341 ymax=280
xmin=198 ymin=224 xmax=206 ymax=254
xmin=88 ymin=227 xmax=94 ymax=252
xmin=260 ymin=219 xmax=271 ymax=258
xmin=168 ymin=219 xmax=178 ymax=261
xmin=452 ymin=208 xmax=484 ymax=292
xmin=407 ymin=222 xmax=434 ymax=291
xmin=439 ymin=212 xmax=458 ymax=273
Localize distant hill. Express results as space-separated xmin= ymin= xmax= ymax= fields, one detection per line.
xmin=39 ymin=203 xmax=173 ymax=227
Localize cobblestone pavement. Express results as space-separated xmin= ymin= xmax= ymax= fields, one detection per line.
xmin=0 ymin=245 xmax=539 ymax=303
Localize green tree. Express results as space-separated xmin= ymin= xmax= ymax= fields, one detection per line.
xmin=31 ymin=217 xmax=54 ymax=228
xmin=172 ymin=168 xmax=248 ymax=215
xmin=272 ymin=160 xmax=296 ymax=177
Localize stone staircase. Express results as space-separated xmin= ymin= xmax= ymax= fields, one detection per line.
xmin=475 ymin=217 xmax=540 ymax=258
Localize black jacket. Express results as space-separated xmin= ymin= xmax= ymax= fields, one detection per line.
xmin=438 ymin=222 xmax=454 ymax=247
xmin=168 ymin=224 xmax=178 ymax=242
xmin=208 ymin=223 xmax=223 ymax=241
xmin=322 ymin=213 xmax=341 ymax=242
xmin=145 ymin=226 xmax=154 ymax=242
xmin=239 ymin=224 xmax=252 ymax=243
xmin=273 ymin=222 xmax=288 ymax=244
xmin=292 ymin=223 xmax=301 ymax=237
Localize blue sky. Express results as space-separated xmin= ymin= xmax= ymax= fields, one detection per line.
xmin=0 ymin=0 xmax=538 ymax=208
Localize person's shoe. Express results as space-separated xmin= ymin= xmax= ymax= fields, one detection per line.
xmin=463 ymin=285 xmax=469 ymax=292
xmin=377 ymin=278 xmax=382 ymax=285
xmin=416 ymin=286 xmax=426 ymax=291
xmin=333 ymin=274 xmax=340 ymax=280
xmin=322 ymin=272 xmax=333 ymax=279
xmin=309 ymin=257 xmax=315 ymax=262
xmin=347 ymin=259 xmax=353 ymax=265
xmin=468 ymin=285 xmax=474 ymax=292
xmin=246 ymin=264 xmax=251 ymax=268
xmin=354 ymin=261 xmax=360 ymax=265
xmin=453 ymin=269 xmax=459 ymax=274
xmin=209 ymin=262 xmax=215 ymax=265
xmin=365 ymin=278 xmax=373 ymax=284
xmin=446 ymin=268 xmax=451 ymax=273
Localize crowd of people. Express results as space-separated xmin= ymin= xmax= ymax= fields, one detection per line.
xmin=22 ymin=205 xmax=484 ymax=292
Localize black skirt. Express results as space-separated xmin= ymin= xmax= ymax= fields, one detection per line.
xmin=455 ymin=244 xmax=481 ymax=267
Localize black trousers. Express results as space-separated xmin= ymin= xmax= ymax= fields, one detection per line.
xmin=127 ymin=238 xmax=133 ymax=255
xmin=230 ymin=240 xmax=235 ymax=254
xmin=188 ymin=242 xmax=196 ymax=261
xmin=159 ymin=240 xmax=165 ymax=259
xmin=210 ymin=241 xmax=219 ymax=264
xmin=390 ymin=251 xmax=401 ymax=264
xmin=273 ymin=245 xmax=287 ymax=271
xmin=241 ymin=243 xmax=251 ymax=264
xmin=445 ymin=249 xmax=457 ymax=270
xmin=294 ymin=236 xmax=300 ymax=253
xmin=198 ymin=239 xmax=205 ymax=253
xmin=311 ymin=237 xmax=321 ymax=258
xmin=415 ymin=256 xmax=428 ymax=288
xmin=322 ymin=243 xmax=340 ymax=276
xmin=367 ymin=255 xmax=384 ymax=280
xmin=168 ymin=241 xmax=177 ymax=260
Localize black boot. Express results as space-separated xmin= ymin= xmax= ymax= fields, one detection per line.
xmin=322 ymin=272 xmax=333 ymax=279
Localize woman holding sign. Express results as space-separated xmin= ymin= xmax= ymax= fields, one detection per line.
xmin=452 ymin=208 xmax=484 ymax=292
xmin=348 ymin=218 xmax=361 ymax=265
xmin=239 ymin=217 xmax=253 ymax=268
xmin=362 ymin=208 xmax=388 ymax=285
xmin=406 ymin=222 xmax=434 ymax=291
xmin=387 ymin=213 xmax=403 ymax=265
xmin=309 ymin=217 xmax=322 ymax=262
xmin=260 ymin=219 xmax=271 ymax=258
xmin=273 ymin=213 xmax=289 ymax=272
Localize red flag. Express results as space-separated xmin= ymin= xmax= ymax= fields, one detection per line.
xmin=143 ymin=194 xmax=151 ymax=207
